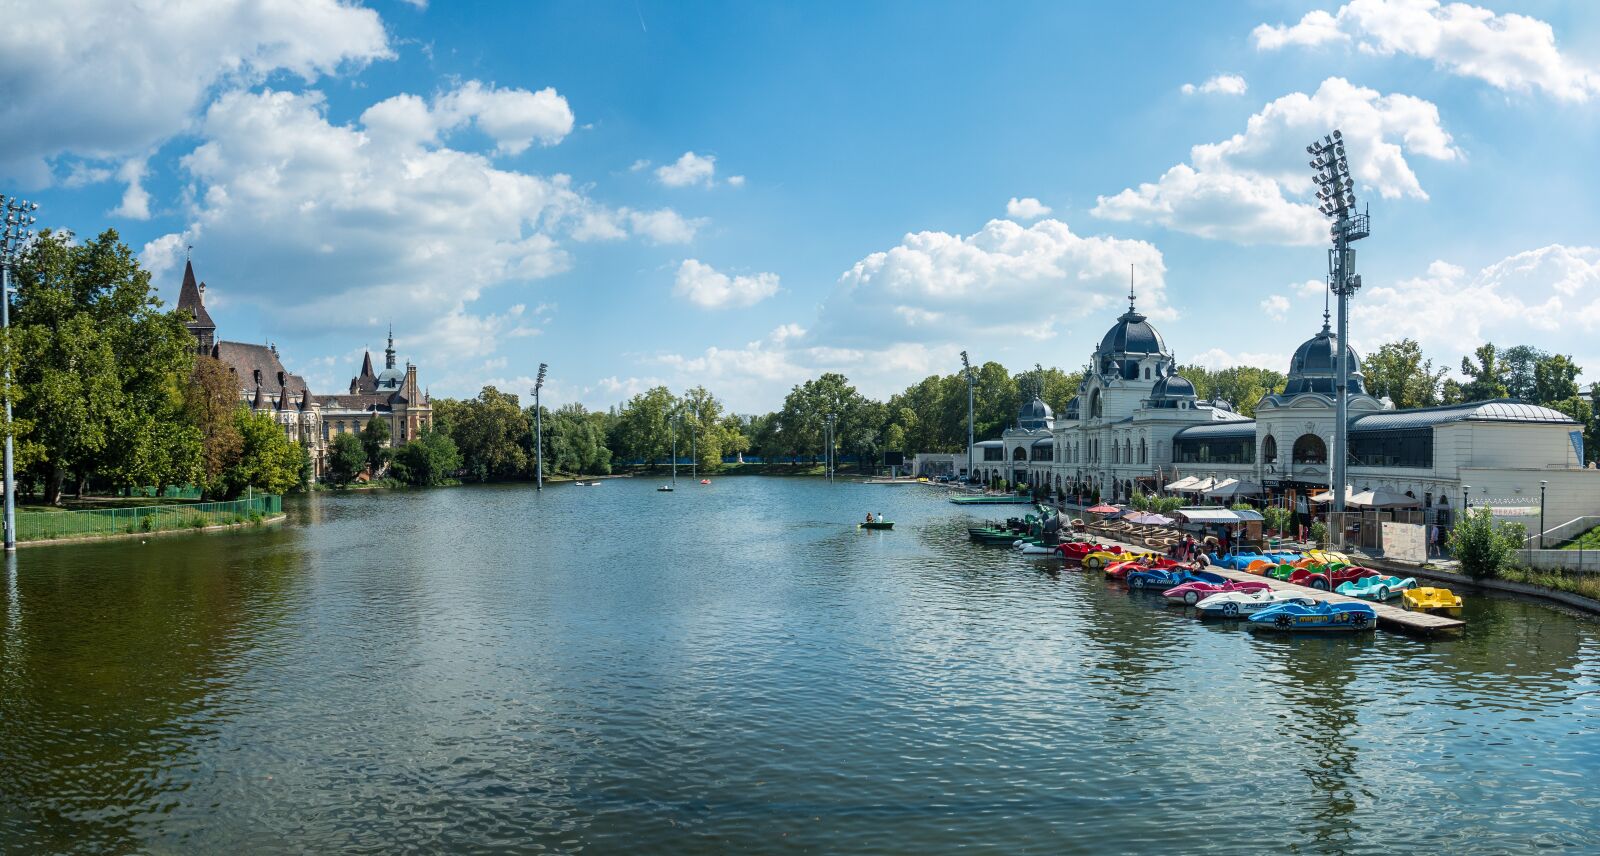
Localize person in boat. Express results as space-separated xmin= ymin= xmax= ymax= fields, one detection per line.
xmin=866 ymin=513 xmax=874 ymax=524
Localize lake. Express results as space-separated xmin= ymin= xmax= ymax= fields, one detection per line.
xmin=2 ymin=477 xmax=1597 ymax=853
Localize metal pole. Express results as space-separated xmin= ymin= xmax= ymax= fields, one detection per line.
xmin=1540 ymin=480 xmax=1547 ymax=549
xmin=2 ymin=262 xmax=13 ymax=551
xmin=534 ymin=385 xmax=543 ymax=491
xmin=671 ymin=417 xmax=678 ymax=488
xmin=1333 ymin=231 xmax=1348 ymax=517
xmin=691 ymin=420 xmax=696 ymax=481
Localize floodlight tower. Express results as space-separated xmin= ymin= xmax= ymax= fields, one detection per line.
xmin=531 ymin=362 xmax=547 ymax=491
xmin=1307 ymin=129 xmax=1370 ymax=516
xmin=0 ymin=195 xmax=39 ymax=551
xmin=960 ymin=350 xmax=975 ymax=483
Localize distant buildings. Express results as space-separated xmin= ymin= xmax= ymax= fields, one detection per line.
xmin=176 ymin=261 xmax=432 ymax=480
xmin=967 ymin=289 xmax=1600 ymax=529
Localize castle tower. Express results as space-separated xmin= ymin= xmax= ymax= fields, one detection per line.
xmin=175 ymin=260 xmax=216 ymax=355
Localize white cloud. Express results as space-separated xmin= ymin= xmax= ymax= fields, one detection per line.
xmin=1253 ymin=0 xmax=1600 ymax=102
xmin=1189 ymin=347 xmax=1291 ymax=373
xmin=1181 ymin=73 xmax=1249 ymax=96
xmin=1260 ymin=294 xmax=1291 ymax=320
xmin=137 ymin=86 xmax=669 ymax=382
xmin=1005 ymin=196 xmax=1053 ymax=220
xmin=655 ymin=151 xmax=717 ymax=187
xmin=1353 ymin=245 xmax=1600 ymax=365
xmin=0 ymin=0 xmax=390 ymax=185
xmin=1093 ymin=77 xmax=1458 ymax=245
xmin=1251 ymin=9 xmax=1348 ymax=50
xmin=628 ymin=209 xmax=703 ymax=245
xmin=673 ymin=259 xmax=780 ymax=309
xmin=431 ymin=81 xmax=574 ymax=154
xmin=1296 ymin=278 xmax=1330 ymax=297
xmin=727 ymin=175 xmax=746 ymax=187
xmin=109 ymin=157 xmax=151 ymax=220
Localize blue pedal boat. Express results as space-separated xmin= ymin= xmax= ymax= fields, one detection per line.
xmin=1247 ymin=600 xmax=1377 ymax=632
xmin=1335 ymin=575 xmax=1417 ymax=602
xmin=1126 ymin=568 xmax=1227 ymax=590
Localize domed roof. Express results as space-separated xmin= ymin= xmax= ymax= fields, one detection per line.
xmin=1098 ymin=307 xmax=1167 ymax=357
xmin=1017 ymin=396 xmax=1054 ymax=430
xmin=1283 ymin=316 xmax=1365 ymax=397
xmin=1063 ymin=396 xmax=1080 ymax=418
xmin=1146 ymin=371 xmax=1197 ymax=408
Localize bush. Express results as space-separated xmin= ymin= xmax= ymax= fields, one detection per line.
xmin=1309 ymin=520 xmax=1327 ymax=546
xmin=189 ymin=515 xmax=208 ymax=529
xmin=139 ymin=516 xmax=153 ymax=532
xmin=1261 ymin=506 xmax=1293 ymax=535
xmin=1448 ymin=507 xmax=1526 ymax=579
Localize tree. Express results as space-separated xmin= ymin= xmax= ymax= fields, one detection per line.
xmin=185 ymin=355 xmax=244 ymax=498
xmin=1532 ymin=353 xmax=1581 ymax=405
xmin=1448 ymin=507 xmax=1525 ymax=579
xmin=610 ymin=386 xmax=677 ymax=466
xmin=1361 ymin=339 xmax=1445 ymax=409
xmin=1458 ymin=344 xmax=1508 ymax=402
xmin=542 ymin=403 xmax=612 ymax=475
xmin=360 ymin=416 xmax=391 ymax=474
xmin=445 ymin=386 xmax=530 ymax=481
xmin=391 ymin=429 xmax=462 ymax=486
xmin=1176 ymin=365 xmax=1288 ymax=417
xmin=1500 ymin=345 xmax=1547 ymax=401
xmin=327 ymin=432 xmax=366 ymax=486
xmin=219 ymin=408 xmax=302 ymax=497
xmin=9 ymin=229 xmax=201 ymax=502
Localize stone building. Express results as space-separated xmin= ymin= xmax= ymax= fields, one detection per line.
xmin=176 ymin=261 xmax=431 ymax=480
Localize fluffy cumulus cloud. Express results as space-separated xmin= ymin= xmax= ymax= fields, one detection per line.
xmin=656 ymin=151 xmax=718 ymax=187
xmin=1353 ymin=245 xmax=1600 ymax=365
xmin=1181 ymin=73 xmax=1249 ymax=95
xmin=1005 ymin=197 xmax=1052 ymax=220
xmin=1260 ymin=294 xmax=1291 ymax=320
xmin=140 ymin=86 xmax=692 ymax=376
xmin=1093 ymin=77 xmax=1458 ymax=245
xmin=1253 ymin=0 xmax=1600 ymax=102
xmin=1189 ymin=347 xmax=1290 ymax=372
xmin=673 ymin=259 xmax=780 ymax=309
xmin=0 ymin=0 xmax=390 ymax=187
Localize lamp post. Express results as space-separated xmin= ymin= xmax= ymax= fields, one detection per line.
xmin=1307 ymin=130 xmax=1369 ymax=519
xmin=670 ymin=414 xmax=679 ymax=489
xmin=961 ymin=350 xmax=975 ymax=483
xmin=823 ymin=413 xmax=836 ymax=483
xmin=1540 ymin=480 xmax=1548 ymax=548
xmin=1461 ymin=484 xmax=1470 ymax=516
xmin=0 ymin=195 xmax=38 ymax=552
xmin=530 ymin=362 xmax=546 ymax=491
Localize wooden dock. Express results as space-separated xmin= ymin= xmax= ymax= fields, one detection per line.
xmin=1074 ymin=533 xmax=1465 ymax=635
xmin=1206 ymin=568 xmax=1464 ymax=635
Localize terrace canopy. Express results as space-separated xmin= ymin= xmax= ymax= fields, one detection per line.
xmin=1164 ymin=476 xmax=1199 ymax=491
xmin=1347 ymin=488 xmax=1421 ymax=508
xmin=1176 ymin=508 xmax=1242 ymax=524
xmin=1203 ymin=478 xmax=1263 ymax=499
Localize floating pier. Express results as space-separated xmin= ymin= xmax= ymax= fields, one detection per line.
xmin=1206 ymin=568 xmax=1464 ymax=636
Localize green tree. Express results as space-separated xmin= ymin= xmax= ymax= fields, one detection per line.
xmin=1448 ymin=507 xmax=1526 ymax=579
xmin=1361 ymin=339 xmax=1445 ymax=409
xmin=447 ymin=386 xmax=530 ymax=481
xmin=1458 ymin=344 xmax=1509 ymax=402
xmin=1500 ymin=345 xmax=1547 ymax=401
xmin=542 ymin=403 xmax=613 ymax=475
xmin=610 ymin=386 xmax=678 ymax=466
xmin=327 ymin=432 xmax=366 ymax=486
xmin=1532 ymin=353 xmax=1581 ymax=404
xmin=360 ymin=416 xmax=391 ymax=474
xmin=391 ymin=429 xmax=462 ymax=486
xmin=220 ymin=408 xmax=302 ymax=497
xmin=185 ymin=355 xmax=244 ymax=499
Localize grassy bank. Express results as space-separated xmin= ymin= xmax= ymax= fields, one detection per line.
xmin=15 ymin=495 xmax=280 ymax=542
xmin=1497 ymin=566 xmax=1600 ymax=600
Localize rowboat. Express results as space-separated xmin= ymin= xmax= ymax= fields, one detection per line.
xmin=859 ymin=520 xmax=895 ymax=530
xmin=1401 ymin=587 xmax=1463 ymax=616
xmin=1247 ymin=600 xmax=1377 ymax=632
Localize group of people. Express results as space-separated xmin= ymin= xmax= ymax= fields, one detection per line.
xmin=864 ymin=512 xmax=886 ymax=524
xmin=1168 ymin=533 xmax=1205 ymax=563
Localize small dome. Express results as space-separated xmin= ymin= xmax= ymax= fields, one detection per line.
xmin=1017 ymin=396 xmax=1054 ymax=430
xmin=1098 ymin=308 xmax=1167 ymax=358
xmin=1063 ymin=396 xmax=1080 ymax=418
xmin=1147 ymin=372 xmax=1196 ymax=409
xmin=1284 ymin=319 xmax=1365 ymax=397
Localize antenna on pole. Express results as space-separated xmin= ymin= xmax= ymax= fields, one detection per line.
xmin=1128 ymin=264 xmax=1136 ymax=312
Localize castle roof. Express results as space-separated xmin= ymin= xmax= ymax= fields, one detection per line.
xmin=175 ymin=261 xmax=214 ymax=329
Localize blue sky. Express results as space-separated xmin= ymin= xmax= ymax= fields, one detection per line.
xmin=5 ymin=0 xmax=1600 ymax=411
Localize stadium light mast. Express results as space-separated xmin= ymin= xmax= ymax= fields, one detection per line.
xmin=531 ymin=362 xmax=547 ymax=491
xmin=961 ymin=350 xmax=975 ymax=484
xmin=0 ymin=195 xmax=39 ymax=551
xmin=1307 ymin=129 xmax=1369 ymax=517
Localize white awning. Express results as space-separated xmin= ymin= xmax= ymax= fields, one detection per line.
xmin=1187 ymin=478 xmax=1217 ymax=493
xmin=1177 ymin=507 xmax=1243 ymax=523
xmin=1347 ymin=488 xmax=1421 ymax=508
xmin=1203 ymin=478 xmax=1263 ymax=498
xmin=1164 ymin=476 xmax=1199 ymax=491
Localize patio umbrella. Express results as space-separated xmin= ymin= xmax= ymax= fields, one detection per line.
xmin=1127 ymin=512 xmax=1174 ymax=525
xmin=1308 ymin=486 xmax=1355 ymax=504
xmin=1348 ymin=487 xmax=1420 ymax=508
xmin=1204 ymin=478 xmax=1263 ymax=499
xmin=1164 ymin=476 xmax=1198 ymax=491
xmin=1187 ymin=477 xmax=1217 ymax=493
xmin=1086 ymin=504 xmax=1120 ymax=514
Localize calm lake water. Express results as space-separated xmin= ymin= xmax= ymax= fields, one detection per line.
xmin=2 ymin=477 xmax=1597 ymax=854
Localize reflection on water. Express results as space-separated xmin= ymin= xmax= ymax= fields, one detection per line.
xmin=1 ymin=478 xmax=1597 ymax=854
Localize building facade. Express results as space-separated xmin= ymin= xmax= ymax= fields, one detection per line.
xmin=968 ymin=292 xmax=1600 ymax=528
xmin=176 ymin=261 xmax=431 ymax=480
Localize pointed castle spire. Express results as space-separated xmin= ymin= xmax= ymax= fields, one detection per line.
xmin=385 ymin=323 xmax=396 ymax=370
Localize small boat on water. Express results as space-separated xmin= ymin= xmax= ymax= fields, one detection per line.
xmin=1337 ymin=575 xmax=1418 ymax=601
xmin=700 ymin=479 xmax=711 ymax=485
xmin=859 ymin=520 xmax=895 ymax=530
xmin=1163 ymin=579 xmax=1270 ymax=606
xmin=1247 ymin=600 xmax=1377 ymax=632
xmin=1125 ymin=567 xmax=1226 ymax=590
xmin=1194 ymin=589 xmax=1317 ymax=619
xmin=657 ymin=485 xmax=674 ymax=492
xmin=1401 ymin=587 xmax=1463 ymax=616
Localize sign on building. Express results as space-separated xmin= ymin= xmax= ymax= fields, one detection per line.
xmin=1381 ymin=521 xmax=1427 ymax=564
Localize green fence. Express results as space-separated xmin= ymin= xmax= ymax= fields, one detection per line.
xmin=13 ymin=495 xmax=283 ymax=542
xmin=126 ymin=485 xmax=204 ymax=500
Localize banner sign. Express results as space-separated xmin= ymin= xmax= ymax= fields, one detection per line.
xmin=1487 ymin=506 xmax=1540 ymax=517
xmin=1572 ymin=430 xmax=1585 ymax=465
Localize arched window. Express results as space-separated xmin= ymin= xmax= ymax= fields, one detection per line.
xmin=1088 ymin=389 xmax=1103 ymax=419
xmin=1013 ymin=446 xmax=1027 ymax=461
xmin=1262 ymin=435 xmax=1278 ymax=464
xmin=1292 ymin=434 xmax=1327 ymax=465
xmin=1139 ymin=438 xmax=1147 ymax=464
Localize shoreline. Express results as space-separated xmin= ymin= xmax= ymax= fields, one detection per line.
xmin=17 ymin=513 xmax=287 ymax=548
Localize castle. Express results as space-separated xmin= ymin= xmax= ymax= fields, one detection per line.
xmin=176 ymin=260 xmax=432 ymax=480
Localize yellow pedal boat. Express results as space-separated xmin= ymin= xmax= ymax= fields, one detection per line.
xmin=1401 ymin=587 xmax=1463 ymax=616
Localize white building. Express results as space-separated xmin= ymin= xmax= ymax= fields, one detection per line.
xmin=969 ymin=294 xmax=1600 ymax=529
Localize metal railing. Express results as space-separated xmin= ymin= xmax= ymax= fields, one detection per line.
xmin=13 ymin=495 xmax=282 ymax=542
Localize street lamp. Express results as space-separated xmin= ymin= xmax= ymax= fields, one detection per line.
xmin=530 ymin=362 xmax=547 ymax=491
xmin=1307 ymin=129 xmax=1370 ymax=519
xmin=823 ymin=413 xmax=836 ymax=483
xmin=1540 ymin=480 xmax=1548 ymax=549
xmin=961 ymin=350 xmax=975 ymax=484
xmin=0 ymin=194 xmax=39 ymax=551
xmin=1461 ymin=484 xmax=1470 ymax=516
